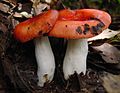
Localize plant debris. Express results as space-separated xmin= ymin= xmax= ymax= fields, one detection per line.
xmin=92 ymin=43 xmax=120 ymax=64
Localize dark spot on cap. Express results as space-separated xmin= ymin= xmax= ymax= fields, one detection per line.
xmin=47 ymin=22 xmax=50 ymax=26
xmin=90 ymin=17 xmax=105 ymax=28
xmin=91 ymin=21 xmax=105 ymax=35
xmin=96 ymin=23 xmax=103 ymax=32
xmin=91 ymin=26 xmax=98 ymax=35
xmin=90 ymin=17 xmax=101 ymax=22
xmin=27 ymin=27 xmax=30 ymax=30
xmin=97 ymin=22 xmax=105 ymax=28
xmin=76 ymin=26 xmax=82 ymax=34
xmin=83 ymin=24 xmax=90 ymax=35
xmin=47 ymin=22 xmax=52 ymax=29
xmin=65 ymin=25 xmax=68 ymax=27
xmin=38 ymin=30 xmax=43 ymax=35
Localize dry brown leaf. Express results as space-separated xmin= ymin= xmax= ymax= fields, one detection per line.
xmin=92 ymin=43 xmax=120 ymax=64
xmin=100 ymin=72 xmax=120 ymax=93
xmin=0 ymin=3 xmax=10 ymax=13
xmin=0 ymin=22 xmax=7 ymax=33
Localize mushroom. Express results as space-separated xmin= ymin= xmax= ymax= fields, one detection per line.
xmin=48 ymin=9 xmax=111 ymax=79
xmin=14 ymin=9 xmax=111 ymax=85
xmin=14 ymin=10 xmax=59 ymax=86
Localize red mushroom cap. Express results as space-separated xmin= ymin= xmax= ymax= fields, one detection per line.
xmin=48 ymin=9 xmax=111 ymax=39
xmin=14 ymin=10 xmax=59 ymax=42
xmin=14 ymin=9 xmax=111 ymax=42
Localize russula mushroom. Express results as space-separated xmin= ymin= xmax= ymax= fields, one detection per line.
xmin=14 ymin=10 xmax=59 ymax=86
xmin=48 ymin=9 xmax=111 ymax=79
xmin=14 ymin=9 xmax=111 ymax=86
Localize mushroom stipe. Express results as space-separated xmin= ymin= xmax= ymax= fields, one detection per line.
xmin=14 ymin=9 xmax=111 ymax=42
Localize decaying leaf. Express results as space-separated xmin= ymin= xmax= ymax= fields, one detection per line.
xmin=45 ymin=0 xmax=51 ymax=3
xmin=92 ymin=43 xmax=120 ymax=64
xmin=100 ymin=72 xmax=120 ymax=93
xmin=1 ymin=0 xmax=17 ymax=6
xmin=32 ymin=2 xmax=50 ymax=14
xmin=0 ymin=22 xmax=7 ymax=33
xmin=88 ymin=29 xmax=120 ymax=41
xmin=13 ymin=12 xmax=32 ymax=18
xmin=13 ymin=2 xmax=33 ymax=18
xmin=0 ymin=3 xmax=10 ymax=13
xmin=0 ymin=0 xmax=17 ymax=15
xmin=13 ymin=12 xmax=23 ymax=18
xmin=20 ymin=12 xmax=32 ymax=18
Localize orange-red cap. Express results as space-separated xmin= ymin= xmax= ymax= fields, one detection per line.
xmin=48 ymin=9 xmax=111 ymax=39
xmin=14 ymin=10 xmax=59 ymax=42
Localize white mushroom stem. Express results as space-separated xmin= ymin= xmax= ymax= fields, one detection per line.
xmin=63 ymin=39 xmax=88 ymax=80
xmin=32 ymin=1 xmax=55 ymax=87
xmin=34 ymin=36 xmax=55 ymax=87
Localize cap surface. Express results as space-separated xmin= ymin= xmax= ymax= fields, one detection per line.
xmin=14 ymin=10 xmax=59 ymax=42
xmin=48 ymin=9 xmax=111 ymax=39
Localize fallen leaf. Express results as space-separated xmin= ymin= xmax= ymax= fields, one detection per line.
xmin=33 ymin=3 xmax=50 ymax=14
xmin=14 ymin=12 xmax=32 ymax=18
xmin=45 ymin=0 xmax=51 ymax=3
xmin=0 ymin=22 xmax=7 ymax=33
xmin=20 ymin=12 xmax=32 ymax=18
xmin=100 ymin=72 xmax=120 ymax=93
xmin=13 ymin=12 xmax=23 ymax=18
xmin=0 ymin=3 xmax=10 ymax=13
xmin=88 ymin=29 xmax=120 ymax=41
xmin=2 ymin=0 xmax=17 ymax=6
xmin=92 ymin=43 xmax=120 ymax=64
